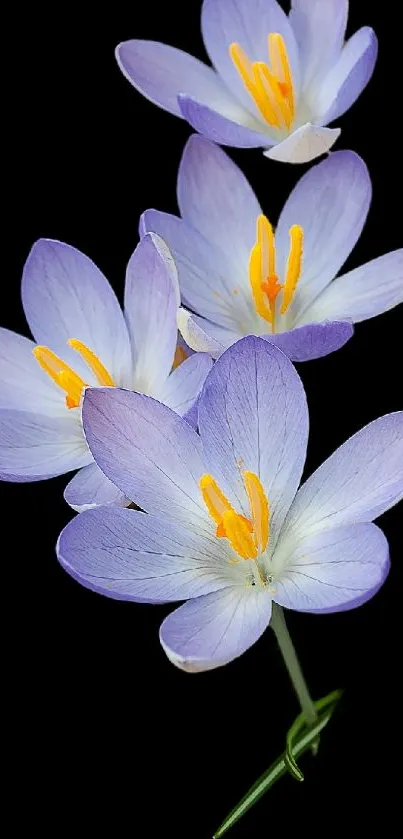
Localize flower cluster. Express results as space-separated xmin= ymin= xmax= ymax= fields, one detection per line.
xmin=1 ymin=0 xmax=402 ymax=685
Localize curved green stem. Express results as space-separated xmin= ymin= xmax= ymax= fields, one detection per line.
xmin=270 ymin=603 xmax=317 ymax=727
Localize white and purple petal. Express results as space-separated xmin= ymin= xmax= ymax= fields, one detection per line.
xmin=0 ymin=327 xmax=65 ymax=415
xmin=156 ymin=353 xmax=213 ymax=417
xmin=263 ymin=320 xmax=353 ymax=361
xmin=289 ymin=0 xmax=348 ymax=92
xmin=263 ymin=123 xmax=340 ymax=164
xmin=63 ymin=461 xmax=128 ymax=512
xmin=318 ymin=28 xmax=378 ymax=124
xmin=178 ymin=95 xmax=268 ymax=148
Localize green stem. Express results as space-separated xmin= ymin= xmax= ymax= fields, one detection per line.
xmin=270 ymin=603 xmax=317 ymax=727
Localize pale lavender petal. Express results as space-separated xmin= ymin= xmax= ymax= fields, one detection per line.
xmin=58 ymin=507 xmax=233 ymax=602
xmin=160 ymin=586 xmax=272 ymax=672
xmin=281 ymin=413 xmax=403 ymax=545
xmin=201 ymin=0 xmax=300 ymax=111
xmin=124 ymin=234 xmax=179 ymax=395
xmin=263 ymin=123 xmax=340 ymax=164
xmin=0 ymin=408 xmax=90 ymax=482
xmin=178 ymin=309 xmax=239 ymax=358
xmin=157 ymin=353 xmax=213 ymax=417
xmin=301 ymin=251 xmax=403 ymax=324
xmin=274 ymin=523 xmax=389 ymax=613
xmin=21 ymin=239 xmax=132 ymax=387
xmin=178 ymin=95 xmax=268 ymax=148
xmin=0 ymin=327 xmax=65 ymax=415
xmin=82 ymin=388 xmax=209 ymax=532
xmin=275 ymin=151 xmax=371 ymax=320
xmin=198 ymin=336 xmax=308 ymax=545
xmin=64 ymin=461 xmax=128 ymax=512
xmin=141 ymin=211 xmax=249 ymax=328
xmin=116 ymin=39 xmax=247 ymax=119
xmin=263 ymin=321 xmax=353 ymax=361
xmin=177 ymin=135 xmax=261 ymax=277
xmin=289 ymin=1 xmax=348 ymax=91
xmin=318 ymin=28 xmax=378 ymax=124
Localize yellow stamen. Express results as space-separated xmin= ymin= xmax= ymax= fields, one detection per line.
xmin=243 ymin=471 xmax=269 ymax=554
xmin=257 ymin=214 xmax=276 ymax=278
xmin=280 ymin=224 xmax=304 ymax=314
xmin=68 ymin=339 xmax=115 ymax=387
xmin=229 ymin=34 xmax=295 ymax=131
xmin=268 ymin=33 xmax=295 ymax=120
xmin=199 ymin=474 xmax=233 ymax=529
xmin=249 ymin=242 xmax=273 ymax=324
xmin=33 ymin=346 xmax=87 ymax=409
xmin=222 ymin=510 xmax=258 ymax=560
xmin=172 ymin=344 xmax=188 ymax=370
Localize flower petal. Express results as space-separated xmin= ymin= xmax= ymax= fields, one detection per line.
xmin=201 ymin=0 xmax=300 ymax=111
xmin=21 ymin=239 xmax=132 ymax=386
xmin=160 ymin=586 xmax=272 ymax=672
xmin=157 ymin=353 xmax=213 ymax=417
xmin=0 ymin=327 xmax=65 ymax=415
xmin=198 ymin=336 xmax=308 ymax=546
xmin=178 ymin=95 xmax=268 ymax=148
xmin=0 ymin=408 xmax=90 ymax=482
xmin=289 ymin=0 xmax=348 ymax=92
xmin=318 ymin=27 xmax=378 ymax=124
xmin=274 ymin=523 xmax=390 ymax=613
xmin=178 ymin=309 xmax=239 ymax=358
xmin=141 ymin=211 xmax=250 ymax=328
xmin=58 ymin=507 xmax=233 ymax=602
xmin=281 ymin=413 xmax=403 ymax=544
xmin=63 ymin=461 xmax=128 ymax=512
xmin=116 ymin=39 xmax=245 ymax=118
xmin=263 ymin=320 xmax=353 ymax=361
xmin=301 ymin=251 xmax=403 ymax=324
xmin=263 ymin=123 xmax=340 ymax=163
xmin=274 ymin=151 xmax=371 ymax=319
xmin=177 ymin=135 xmax=261 ymax=279
xmin=124 ymin=234 xmax=179 ymax=395
xmin=82 ymin=387 xmax=209 ymax=531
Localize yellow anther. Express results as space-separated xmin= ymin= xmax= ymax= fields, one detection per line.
xmin=172 ymin=344 xmax=188 ymax=370
xmin=33 ymin=346 xmax=87 ymax=409
xmin=229 ymin=34 xmax=295 ymax=131
xmin=249 ymin=242 xmax=273 ymax=323
xmin=257 ymin=214 xmax=276 ymax=278
xmin=280 ymin=224 xmax=304 ymax=314
xmin=268 ymin=33 xmax=295 ymax=120
xmin=243 ymin=471 xmax=269 ymax=554
xmin=68 ymin=339 xmax=115 ymax=387
xmin=222 ymin=510 xmax=258 ymax=561
xmin=253 ymin=62 xmax=292 ymax=129
xmin=199 ymin=474 xmax=233 ymax=529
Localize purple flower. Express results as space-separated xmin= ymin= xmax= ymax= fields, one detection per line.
xmin=57 ymin=337 xmax=403 ymax=672
xmin=116 ymin=0 xmax=377 ymax=163
xmin=141 ymin=136 xmax=403 ymax=361
xmin=0 ymin=234 xmax=212 ymax=510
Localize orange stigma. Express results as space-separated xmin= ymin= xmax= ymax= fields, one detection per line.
xmin=199 ymin=472 xmax=270 ymax=561
xmin=249 ymin=214 xmax=304 ymax=330
xmin=229 ymin=33 xmax=295 ymax=130
xmin=33 ymin=340 xmax=115 ymax=409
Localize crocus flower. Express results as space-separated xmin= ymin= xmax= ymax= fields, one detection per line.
xmin=116 ymin=0 xmax=377 ymax=163
xmin=0 ymin=234 xmax=212 ymax=510
xmin=57 ymin=337 xmax=403 ymax=672
xmin=142 ymin=135 xmax=403 ymax=362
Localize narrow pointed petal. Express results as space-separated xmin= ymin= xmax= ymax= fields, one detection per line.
xmin=0 ymin=327 xmax=65 ymax=415
xmin=177 ymin=135 xmax=261 ymax=277
xmin=274 ymin=523 xmax=389 ymax=613
xmin=178 ymin=95 xmax=269 ymax=147
xmin=21 ymin=239 xmax=132 ymax=386
xmin=58 ymin=507 xmax=233 ymax=602
xmin=282 ymin=413 xmax=403 ymax=544
xmin=289 ymin=1 xmax=348 ymax=91
xmin=263 ymin=123 xmax=340 ymax=164
xmin=263 ymin=320 xmax=353 ymax=361
xmin=300 ymin=251 xmax=403 ymax=324
xmin=157 ymin=353 xmax=213 ymax=417
xmin=198 ymin=336 xmax=308 ymax=543
xmin=82 ymin=388 xmax=209 ymax=531
xmin=64 ymin=461 xmax=128 ymax=511
xmin=318 ymin=28 xmax=378 ymax=124
xmin=124 ymin=234 xmax=179 ymax=395
xmin=274 ymin=151 xmax=371 ymax=318
xmin=160 ymin=586 xmax=272 ymax=672
xmin=0 ymin=408 xmax=90 ymax=482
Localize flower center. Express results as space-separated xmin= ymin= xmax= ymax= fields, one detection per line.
xmin=249 ymin=214 xmax=304 ymax=331
xmin=33 ymin=339 xmax=115 ymax=409
xmin=229 ymin=33 xmax=295 ymax=131
xmin=200 ymin=471 xmax=269 ymax=560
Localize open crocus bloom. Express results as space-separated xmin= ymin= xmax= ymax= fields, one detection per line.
xmin=57 ymin=337 xmax=403 ymax=672
xmin=142 ymin=136 xmax=403 ymax=362
xmin=116 ymin=0 xmax=377 ymax=163
xmin=0 ymin=234 xmax=212 ymax=510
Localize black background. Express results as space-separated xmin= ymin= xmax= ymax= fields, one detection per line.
xmin=4 ymin=2 xmax=401 ymax=835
